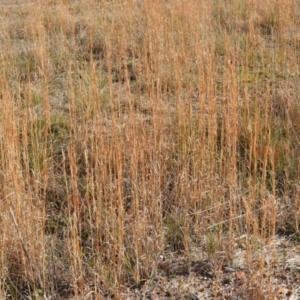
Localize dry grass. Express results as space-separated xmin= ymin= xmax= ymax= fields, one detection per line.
xmin=0 ymin=0 xmax=300 ymax=298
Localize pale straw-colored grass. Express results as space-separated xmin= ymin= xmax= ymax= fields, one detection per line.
xmin=0 ymin=0 xmax=299 ymax=298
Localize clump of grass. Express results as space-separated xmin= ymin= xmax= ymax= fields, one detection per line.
xmin=164 ymin=213 xmax=185 ymax=252
xmin=0 ymin=0 xmax=299 ymax=298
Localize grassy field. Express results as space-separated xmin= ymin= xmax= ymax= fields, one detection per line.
xmin=0 ymin=0 xmax=300 ymax=299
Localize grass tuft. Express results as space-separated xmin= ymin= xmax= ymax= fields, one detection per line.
xmin=0 ymin=0 xmax=299 ymax=298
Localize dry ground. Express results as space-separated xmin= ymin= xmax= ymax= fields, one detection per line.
xmin=120 ymin=237 xmax=300 ymax=300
